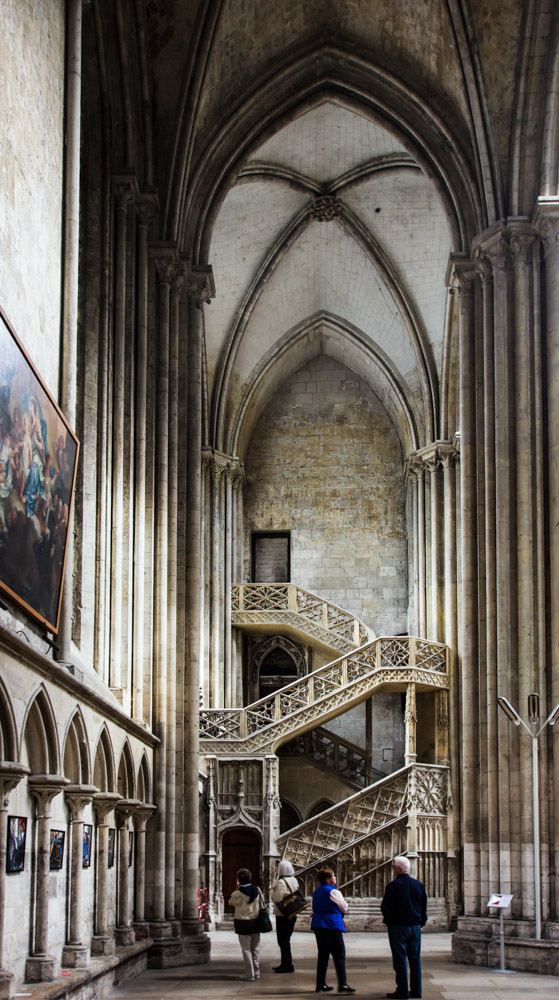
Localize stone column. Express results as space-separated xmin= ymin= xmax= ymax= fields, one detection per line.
xmin=209 ymin=457 xmax=225 ymax=708
xmin=91 ymin=792 xmax=120 ymax=956
xmin=115 ymin=799 xmax=140 ymax=946
xmin=416 ymin=464 xmax=426 ymax=636
xmin=151 ymin=251 xmax=174 ymax=930
xmin=132 ymin=192 xmax=158 ymax=722
xmin=407 ymin=464 xmax=419 ymax=635
xmin=536 ymin=200 xmax=559 ymax=918
xmin=404 ymin=682 xmax=417 ymax=767
xmin=263 ymin=756 xmax=280 ymax=899
xmin=204 ymin=757 xmax=218 ymax=924
xmin=56 ymin=0 xmax=82 ymax=663
xmin=25 ymin=775 xmax=69 ymax=982
xmin=62 ymin=784 xmax=98 ymax=968
xmin=133 ymin=804 xmax=156 ymax=938
xmin=441 ymin=444 xmax=459 ymax=914
xmin=448 ymin=256 xmax=480 ymax=914
xmin=181 ymin=267 xmax=213 ymax=961
xmin=0 ymin=763 xmax=29 ymax=999
xmin=109 ymin=175 xmax=138 ymax=693
xmin=426 ymin=451 xmax=443 ymax=641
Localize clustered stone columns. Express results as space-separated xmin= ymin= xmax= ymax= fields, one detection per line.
xmin=263 ymin=755 xmax=281 ymax=896
xmin=133 ymin=804 xmax=157 ymax=937
xmin=25 ymin=775 xmax=69 ymax=982
xmin=203 ymin=450 xmax=244 ymax=709
xmin=91 ymin=792 xmax=120 ymax=956
xmin=62 ymin=784 xmax=98 ymax=968
xmin=536 ymin=199 xmax=559 ymax=916
xmin=0 ymin=763 xmax=29 ymax=999
xmin=449 ymin=216 xmax=557 ymax=962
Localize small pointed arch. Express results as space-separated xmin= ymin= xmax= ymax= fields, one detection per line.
xmin=136 ymin=752 xmax=152 ymax=804
xmin=20 ymin=685 xmax=60 ymax=774
xmin=0 ymin=676 xmax=17 ymax=760
xmin=117 ymin=738 xmax=136 ymax=799
xmin=62 ymin=708 xmax=91 ymax=785
xmin=306 ymin=799 xmax=335 ymax=821
xmin=93 ymin=725 xmax=116 ymax=793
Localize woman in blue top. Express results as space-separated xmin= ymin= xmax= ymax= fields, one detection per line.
xmin=311 ymin=866 xmax=356 ymax=994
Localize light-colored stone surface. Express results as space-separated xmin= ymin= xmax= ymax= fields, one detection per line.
xmin=108 ymin=930 xmax=559 ymax=998
xmin=0 ymin=0 xmax=64 ymax=396
xmin=245 ymin=355 xmax=407 ymax=634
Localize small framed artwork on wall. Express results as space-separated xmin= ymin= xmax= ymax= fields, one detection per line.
xmin=107 ymin=828 xmax=116 ymax=868
xmin=6 ymin=815 xmax=27 ymax=873
xmin=82 ymin=824 xmax=92 ymax=868
xmin=49 ymin=829 xmax=65 ymax=871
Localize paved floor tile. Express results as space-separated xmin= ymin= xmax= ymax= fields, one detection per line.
xmin=109 ymin=931 xmax=558 ymax=1000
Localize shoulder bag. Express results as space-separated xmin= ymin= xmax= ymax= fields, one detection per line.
xmin=277 ymin=877 xmax=308 ymax=919
xmin=257 ymin=889 xmax=273 ymax=932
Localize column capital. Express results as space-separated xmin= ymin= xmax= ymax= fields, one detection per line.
xmin=64 ymin=784 xmax=98 ymax=821
xmin=28 ymin=774 xmax=69 ymax=815
xmin=115 ymin=798 xmax=142 ymax=826
xmin=132 ymin=803 xmax=156 ymax=833
xmin=92 ymin=791 xmax=121 ymax=821
xmin=534 ymin=197 xmax=559 ymax=257
xmin=136 ymin=190 xmax=159 ymax=230
xmin=112 ymin=173 xmax=139 ymax=210
xmin=186 ymin=264 xmax=215 ymax=308
xmin=0 ymin=760 xmax=29 ymax=808
xmin=445 ymin=253 xmax=476 ymax=294
xmin=151 ymin=243 xmax=177 ymax=287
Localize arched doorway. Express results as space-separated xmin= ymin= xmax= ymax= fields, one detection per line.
xmin=259 ymin=647 xmax=299 ymax=698
xmin=280 ymin=800 xmax=302 ymax=834
xmin=222 ymin=826 xmax=261 ymax=906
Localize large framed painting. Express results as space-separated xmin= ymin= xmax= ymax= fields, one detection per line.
xmin=0 ymin=307 xmax=79 ymax=632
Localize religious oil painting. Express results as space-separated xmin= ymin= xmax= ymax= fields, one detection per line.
xmin=82 ymin=824 xmax=93 ymax=868
xmin=49 ymin=829 xmax=65 ymax=871
xmin=0 ymin=307 xmax=79 ymax=632
xmin=6 ymin=815 xmax=27 ymax=873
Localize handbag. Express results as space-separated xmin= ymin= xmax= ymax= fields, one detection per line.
xmin=277 ymin=877 xmax=308 ymax=919
xmin=257 ymin=890 xmax=273 ymax=933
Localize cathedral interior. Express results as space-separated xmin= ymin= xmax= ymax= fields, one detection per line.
xmin=1 ymin=0 xmax=559 ymax=996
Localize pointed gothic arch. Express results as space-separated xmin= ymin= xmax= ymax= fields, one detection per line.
xmin=62 ymin=707 xmax=91 ymax=785
xmin=93 ymin=724 xmax=116 ymax=792
xmin=20 ymin=685 xmax=60 ymax=774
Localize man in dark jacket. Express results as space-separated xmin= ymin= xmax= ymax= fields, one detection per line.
xmin=381 ymin=856 xmax=427 ymax=1000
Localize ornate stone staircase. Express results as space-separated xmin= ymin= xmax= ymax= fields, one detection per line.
xmin=277 ymin=763 xmax=450 ymax=919
xmin=232 ymin=583 xmax=374 ymax=654
xmin=278 ymin=726 xmax=386 ymax=789
xmin=200 ymin=634 xmax=448 ymax=753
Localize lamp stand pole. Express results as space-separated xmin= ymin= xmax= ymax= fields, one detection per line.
xmin=532 ymin=734 xmax=541 ymax=940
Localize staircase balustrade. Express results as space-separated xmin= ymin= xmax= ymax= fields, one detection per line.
xmin=200 ymin=636 xmax=447 ymax=753
xmin=279 ymin=727 xmax=385 ymax=788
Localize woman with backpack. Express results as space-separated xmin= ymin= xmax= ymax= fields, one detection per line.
xmin=271 ymin=859 xmax=301 ymax=973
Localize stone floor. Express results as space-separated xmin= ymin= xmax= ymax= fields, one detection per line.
xmin=108 ymin=931 xmax=559 ymax=999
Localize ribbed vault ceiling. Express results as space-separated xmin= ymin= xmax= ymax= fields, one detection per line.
xmin=205 ymin=100 xmax=454 ymax=453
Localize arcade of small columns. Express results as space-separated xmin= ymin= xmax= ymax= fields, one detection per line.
xmin=0 ymin=762 xmax=156 ymax=985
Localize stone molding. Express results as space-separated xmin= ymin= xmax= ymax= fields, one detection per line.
xmin=405 ymin=440 xmax=458 ymax=480
xmin=310 ymin=195 xmax=342 ymax=221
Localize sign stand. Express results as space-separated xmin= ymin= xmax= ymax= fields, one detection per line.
xmin=487 ymin=893 xmax=514 ymax=973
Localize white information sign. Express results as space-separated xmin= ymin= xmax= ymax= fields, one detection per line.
xmin=487 ymin=893 xmax=513 ymax=909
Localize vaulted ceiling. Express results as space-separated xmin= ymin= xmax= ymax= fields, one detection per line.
xmin=205 ymin=101 xmax=454 ymax=455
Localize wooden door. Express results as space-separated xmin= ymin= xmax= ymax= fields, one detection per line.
xmin=222 ymin=827 xmax=261 ymax=907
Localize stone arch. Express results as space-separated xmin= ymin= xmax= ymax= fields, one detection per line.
xmin=20 ymin=685 xmax=60 ymax=774
xmin=136 ymin=752 xmax=152 ymax=803
xmin=231 ymin=313 xmax=419 ymax=461
xmin=62 ymin=708 xmax=91 ymax=785
xmin=251 ymin=636 xmax=305 ymax=699
xmin=279 ymin=799 xmax=302 ymax=835
xmin=117 ymin=738 xmax=136 ymax=799
xmin=93 ymin=724 xmax=116 ymax=792
xmin=175 ymin=48 xmax=482 ymax=256
xmin=306 ymin=799 xmax=335 ymax=821
xmin=0 ymin=676 xmax=17 ymax=761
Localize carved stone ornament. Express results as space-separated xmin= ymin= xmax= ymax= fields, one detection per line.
xmin=310 ymin=196 xmax=342 ymax=222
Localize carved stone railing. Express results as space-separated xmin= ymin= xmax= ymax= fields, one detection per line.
xmin=279 ymin=727 xmax=385 ymax=788
xmin=231 ymin=583 xmax=373 ymax=653
xmin=278 ymin=764 xmax=448 ymax=894
xmin=200 ymin=636 xmax=448 ymax=754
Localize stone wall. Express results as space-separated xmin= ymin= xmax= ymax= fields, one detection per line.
xmin=244 ymin=354 xmax=408 ymax=634
xmin=0 ymin=0 xmax=64 ymax=395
